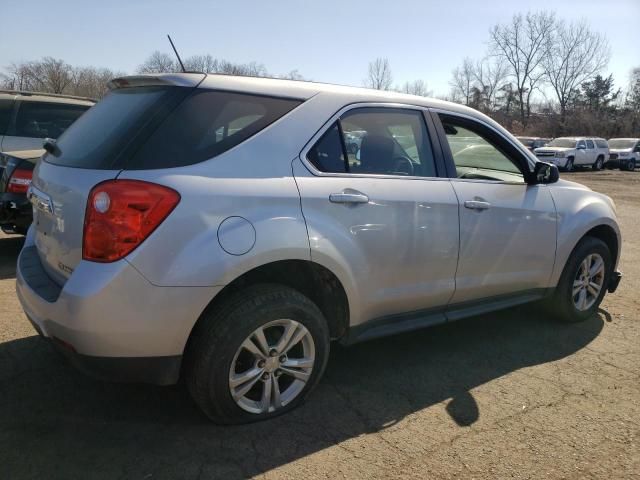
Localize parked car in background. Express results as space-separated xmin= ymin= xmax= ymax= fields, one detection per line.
xmin=516 ymin=136 xmax=550 ymax=152
xmin=606 ymin=138 xmax=640 ymax=171
xmin=17 ymin=74 xmax=621 ymax=424
xmin=0 ymin=149 xmax=43 ymax=234
xmin=0 ymin=90 xmax=94 ymax=152
xmin=534 ymin=137 xmax=609 ymax=171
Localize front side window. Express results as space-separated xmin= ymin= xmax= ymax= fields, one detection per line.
xmin=14 ymin=101 xmax=89 ymax=139
xmin=438 ymin=114 xmax=524 ymax=183
xmin=586 ymin=139 xmax=595 ymax=149
xmin=577 ymin=140 xmax=586 ymax=149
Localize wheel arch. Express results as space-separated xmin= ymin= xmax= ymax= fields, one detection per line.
xmin=184 ymin=260 xmax=351 ymax=357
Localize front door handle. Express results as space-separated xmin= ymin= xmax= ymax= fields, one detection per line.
xmin=329 ymin=191 xmax=369 ymax=204
xmin=464 ymin=200 xmax=491 ymax=210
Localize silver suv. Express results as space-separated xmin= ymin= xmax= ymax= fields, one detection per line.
xmin=17 ymin=74 xmax=622 ymax=423
xmin=0 ymin=90 xmax=94 ymax=152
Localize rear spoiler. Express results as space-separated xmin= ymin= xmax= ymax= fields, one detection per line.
xmin=107 ymin=73 xmax=206 ymax=90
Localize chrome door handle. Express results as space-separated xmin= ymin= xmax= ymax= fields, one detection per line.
xmin=464 ymin=200 xmax=491 ymax=210
xmin=329 ymin=192 xmax=369 ymax=204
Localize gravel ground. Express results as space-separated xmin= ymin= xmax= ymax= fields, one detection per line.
xmin=0 ymin=170 xmax=638 ymax=479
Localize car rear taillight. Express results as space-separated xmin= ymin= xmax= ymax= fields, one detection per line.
xmin=83 ymin=180 xmax=180 ymax=263
xmin=7 ymin=168 xmax=33 ymax=194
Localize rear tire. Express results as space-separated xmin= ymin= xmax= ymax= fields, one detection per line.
xmin=550 ymin=236 xmax=612 ymax=323
xmin=627 ymin=159 xmax=636 ymax=171
xmin=185 ymin=284 xmax=330 ymax=424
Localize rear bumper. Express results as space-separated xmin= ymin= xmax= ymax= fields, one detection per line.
xmin=16 ymin=230 xmax=220 ymax=385
xmin=0 ymin=192 xmax=31 ymax=233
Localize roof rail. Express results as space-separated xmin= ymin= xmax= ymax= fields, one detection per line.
xmin=0 ymin=89 xmax=96 ymax=103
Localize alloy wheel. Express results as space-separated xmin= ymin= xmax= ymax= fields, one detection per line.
xmin=572 ymin=253 xmax=605 ymax=311
xmin=229 ymin=319 xmax=315 ymax=414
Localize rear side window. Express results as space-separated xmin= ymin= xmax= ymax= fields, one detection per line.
xmin=46 ymin=86 xmax=185 ymax=169
xmin=308 ymin=123 xmax=347 ymax=173
xmin=586 ymin=139 xmax=595 ymax=149
xmin=129 ymin=91 xmax=302 ymax=169
xmin=14 ymin=101 xmax=89 ymax=139
xmin=0 ymin=99 xmax=14 ymax=135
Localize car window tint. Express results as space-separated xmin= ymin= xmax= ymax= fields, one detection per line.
xmin=595 ymin=139 xmax=607 ymax=148
xmin=577 ymin=140 xmax=586 ymax=148
xmin=14 ymin=101 xmax=89 ymax=139
xmin=0 ymin=99 xmax=14 ymax=135
xmin=339 ymin=108 xmax=436 ymax=177
xmin=586 ymin=140 xmax=595 ymax=149
xmin=307 ymin=123 xmax=347 ymax=173
xmin=439 ymin=115 xmax=524 ymax=182
xmin=130 ymin=90 xmax=301 ymax=169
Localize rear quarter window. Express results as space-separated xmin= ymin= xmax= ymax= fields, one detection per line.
xmin=596 ymin=139 xmax=608 ymax=148
xmin=0 ymin=99 xmax=14 ymax=135
xmin=128 ymin=90 xmax=302 ymax=169
xmin=13 ymin=101 xmax=89 ymax=139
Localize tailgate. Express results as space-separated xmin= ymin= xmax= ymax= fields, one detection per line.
xmin=30 ymin=161 xmax=118 ymax=284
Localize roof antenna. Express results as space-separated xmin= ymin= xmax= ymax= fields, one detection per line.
xmin=167 ymin=34 xmax=186 ymax=73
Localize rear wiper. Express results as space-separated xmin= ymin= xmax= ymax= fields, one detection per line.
xmin=43 ymin=138 xmax=61 ymax=156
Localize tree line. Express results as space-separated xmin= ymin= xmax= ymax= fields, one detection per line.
xmin=1 ymin=10 xmax=638 ymax=139
xmin=445 ymin=11 xmax=639 ymax=138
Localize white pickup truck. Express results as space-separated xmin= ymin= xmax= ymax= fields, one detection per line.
xmin=533 ymin=137 xmax=609 ymax=171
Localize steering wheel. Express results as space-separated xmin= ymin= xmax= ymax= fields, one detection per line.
xmin=392 ymin=156 xmax=415 ymax=176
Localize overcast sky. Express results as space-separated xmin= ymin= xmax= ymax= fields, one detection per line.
xmin=1 ymin=0 xmax=638 ymax=97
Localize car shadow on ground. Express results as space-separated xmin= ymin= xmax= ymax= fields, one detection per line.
xmin=0 ymin=299 xmax=604 ymax=478
xmin=0 ymin=235 xmax=24 ymax=280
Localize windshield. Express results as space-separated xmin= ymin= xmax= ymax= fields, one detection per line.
xmin=608 ymin=139 xmax=637 ymax=149
xmin=547 ymin=138 xmax=577 ymax=148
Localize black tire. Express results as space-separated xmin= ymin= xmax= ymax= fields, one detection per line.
xmin=185 ymin=284 xmax=330 ymax=424
xmin=550 ymin=236 xmax=612 ymax=323
xmin=565 ymin=157 xmax=574 ymax=172
xmin=627 ymin=159 xmax=636 ymax=171
xmin=592 ymin=156 xmax=604 ymax=171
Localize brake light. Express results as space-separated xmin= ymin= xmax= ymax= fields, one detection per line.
xmin=83 ymin=180 xmax=180 ymax=262
xmin=7 ymin=168 xmax=33 ymax=194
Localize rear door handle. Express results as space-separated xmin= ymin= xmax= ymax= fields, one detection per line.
xmin=329 ymin=192 xmax=369 ymax=204
xmin=464 ymin=200 xmax=491 ymax=210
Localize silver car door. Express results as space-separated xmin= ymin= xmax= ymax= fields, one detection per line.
xmin=434 ymin=111 xmax=556 ymax=304
xmin=293 ymin=105 xmax=459 ymax=327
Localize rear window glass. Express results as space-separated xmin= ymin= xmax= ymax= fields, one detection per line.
xmin=46 ymin=86 xmax=185 ymax=169
xmin=14 ymin=101 xmax=89 ymax=139
xmin=128 ymin=90 xmax=301 ymax=169
xmin=0 ymin=99 xmax=14 ymax=135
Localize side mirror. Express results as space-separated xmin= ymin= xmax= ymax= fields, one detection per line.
xmin=42 ymin=138 xmax=60 ymax=156
xmin=577 ymin=144 xmax=586 ymax=150
xmin=532 ymin=161 xmax=559 ymax=185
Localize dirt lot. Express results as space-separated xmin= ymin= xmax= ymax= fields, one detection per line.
xmin=1 ymin=170 xmax=638 ymax=479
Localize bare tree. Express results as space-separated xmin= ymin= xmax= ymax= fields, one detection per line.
xmin=449 ymin=57 xmax=475 ymax=105
xmin=137 ymin=51 xmax=177 ymax=73
xmin=71 ymin=67 xmax=125 ymax=98
xmin=472 ymin=57 xmax=508 ymax=111
xmin=364 ymin=58 xmax=392 ymax=90
xmin=26 ymin=57 xmax=75 ymax=94
xmin=398 ymin=79 xmax=432 ymax=97
xmin=490 ymin=11 xmax=555 ymax=126
xmin=542 ymin=19 xmax=610 ymax=127
xmin=183 ymin=54 xmax=219 ymax=73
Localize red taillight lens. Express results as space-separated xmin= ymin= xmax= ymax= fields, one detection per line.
xmin=7 ymin=168 xmax=33 ymax=194
xmin=83 ymin=180 xmax=180 ymax=263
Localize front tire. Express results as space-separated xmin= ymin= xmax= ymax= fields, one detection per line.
xmin=564 ymin=158 xmax=574 ymax=172
xmin=185 ymin=284 xmax=330 ymax=424
xmin=551 ymin=236 xmax=612 ymax=323
xmin=627 ymin=159 xmax=636 ymax=171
